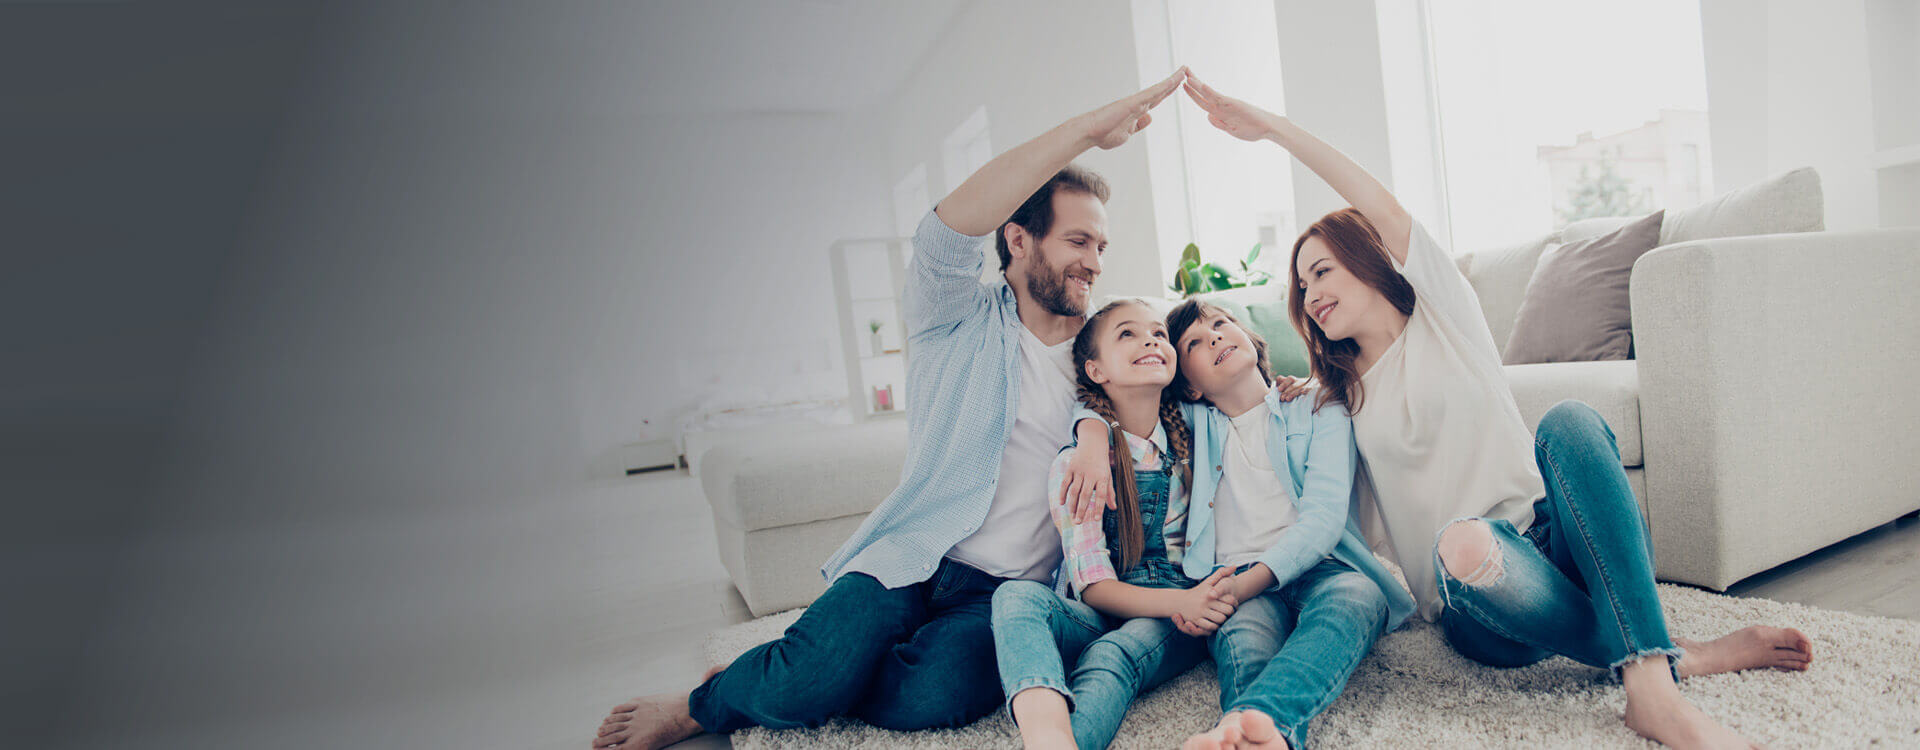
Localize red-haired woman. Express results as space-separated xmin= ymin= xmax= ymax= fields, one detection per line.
xmin=1176 ymin=73 xmax=1812 ymax=750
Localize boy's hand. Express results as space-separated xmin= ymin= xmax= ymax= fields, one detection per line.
xmin=1171 ymin=568 xmax=1237 ymax=636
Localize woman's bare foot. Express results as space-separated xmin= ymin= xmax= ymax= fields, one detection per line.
xmin=1009 ymin=687 xmax=1075 ymax=750
xmin=1676 ymin=626 xmax=1812 ymax=677
xmin=1183 ymin=710 xmax=1290 ymax=750
xmin=1621 ymin=657 xmax=1759 ymax=749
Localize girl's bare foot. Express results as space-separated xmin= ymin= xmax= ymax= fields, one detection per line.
xmin=1010 ymin=687 xmax=1076 ymax=750
xmin=1183 ymin=710 xmax=1290 ymax=750
xmin=1621 ymin=657 xmax=1759 ymax=749
xmin=1676 ymin=626 xmax=1812 ymax=677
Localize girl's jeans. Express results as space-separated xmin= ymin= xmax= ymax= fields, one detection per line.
xmin=1435 ymin=400 xmax=1685 ymax=677
xmin=990 ymin=580 xmax=1209 ymax=750
xmin=1210 ymin=558 xmax=1389 ymax=749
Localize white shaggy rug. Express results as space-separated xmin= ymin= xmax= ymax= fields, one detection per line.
xmin=703 ymin=584 xmax=1920 ymax=748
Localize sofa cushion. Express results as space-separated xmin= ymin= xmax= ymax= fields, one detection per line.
xmin=1455 ymin=234 xmax=1556 ymax=360
xmin=1503 ymin=359 xmax=1641 ymax=466
xmin=1659 ymin=166 xmax=1824 ymax=246
xmin=1504 ymin=211 xmax=1666 ymax=364
xmin=702 ymin=417 xmax=908 ymax=532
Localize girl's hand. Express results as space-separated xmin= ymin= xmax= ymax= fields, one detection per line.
xmin=1271 ymin=375 xmax=1315 ymax=403
xmin=1182 ymin=72 xmax=1283 ymax=143
xmin=1059 ymin=444 xmax=1116 ymax=525
xmin=1170 ymin=568 xmax=1237 ymax=636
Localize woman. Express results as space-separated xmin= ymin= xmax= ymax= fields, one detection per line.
xmin=1178 ymin=72 xmax=1812 ymax=750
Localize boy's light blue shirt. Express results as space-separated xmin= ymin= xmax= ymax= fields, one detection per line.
xmin=820 ymin=208 xmax=1073 ymax=590
xmin=1076 ymin=392 xmax=1415 ymax=630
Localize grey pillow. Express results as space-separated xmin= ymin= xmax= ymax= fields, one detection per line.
xmin=1503 ymin=210 xmax=1665 ymax=365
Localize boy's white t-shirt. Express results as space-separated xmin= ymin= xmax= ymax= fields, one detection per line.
xmin=1353 ymin=220 xmax=1544 ymax=621
xmin=1212 ymin=401 xmax=1299 ymax=568
xmin=946 ymin=324 xmax=1077 ymax=581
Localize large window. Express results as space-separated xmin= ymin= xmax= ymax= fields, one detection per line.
xmin=1132 ymin=0 xmax=1295 ymax=288
xmin=1427 ymin=0 xmax=1713 ymax=252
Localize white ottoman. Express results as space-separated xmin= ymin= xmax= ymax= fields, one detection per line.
xmin=700 ymin=418 xmax=910 ymax=616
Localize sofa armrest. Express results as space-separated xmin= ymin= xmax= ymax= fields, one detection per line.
xmin=1630 ymin=228 xmax=1920 ymax=589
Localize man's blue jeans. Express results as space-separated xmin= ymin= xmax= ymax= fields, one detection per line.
xmin=688 ymin=558 xmax=1008 ymax=732
xmin=991 ymin=580 xmax=1210 ymax=750
xmin=1435 ymin=400 xmax=1685 ymax=677
xmin=1210 ymin=558 xmax=1389 ymax=749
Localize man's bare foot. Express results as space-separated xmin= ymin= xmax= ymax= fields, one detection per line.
xmin=594 ymin=692 xmax=701 ymax=750
xmin=1676 ymin=626 xmax=1812 ymax=678
xmin=1182 ymin=710 xmax=1290 ymax=750
xmin=1621 ymin=657 xmax=1759 ymax=749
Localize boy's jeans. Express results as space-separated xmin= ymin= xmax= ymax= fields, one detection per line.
xmin=991 ymin=580 xmax=1209 ymax=750
xmin=689 ymin=558 xmax=1008 ymax=732
xmin=1211 ymin=558 xmax=1390 ymax=749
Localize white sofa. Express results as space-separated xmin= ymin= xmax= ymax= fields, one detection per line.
xmin=702 ymin=169 xmax=1920 ymax=616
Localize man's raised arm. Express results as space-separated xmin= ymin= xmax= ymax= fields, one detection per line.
xmin=934 ymin=67 xmax=1187 ymax=234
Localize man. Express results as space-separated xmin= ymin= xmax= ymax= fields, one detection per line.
xmin=595 ymin=66 xmax=1187 ymax=749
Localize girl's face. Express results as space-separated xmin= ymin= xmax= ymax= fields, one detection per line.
xmin=1083 ymin=303 xmax=1176 ymax=389
xmin=1295 ymin=234 xmax=1390 ymax=342
xmin=1174 ymin=307 xmax=1260 ymax=399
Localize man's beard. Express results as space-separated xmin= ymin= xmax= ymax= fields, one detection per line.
xmin=1027 ymin=259 xmax=1087 ymax=317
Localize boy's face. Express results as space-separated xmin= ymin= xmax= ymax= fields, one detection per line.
xmin=1174 ymin=308 xmax=1260 ymax=400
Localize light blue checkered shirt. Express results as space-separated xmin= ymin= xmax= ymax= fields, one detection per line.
xmin=820 ymin=208 xmax=1060 ymax=589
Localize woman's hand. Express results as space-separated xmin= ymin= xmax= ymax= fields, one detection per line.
xmin=1182 ymin=73 xmax=1283 ymax=143
xmin=1078 ymin=67 xmax=1188 ymax=150
xmin=1059 ymin=444 xmax=1116 ymax=525
xmin=1271 ymin=375 xmax=1315 ymax=403
xmin=1170 ymin=568 xmax=1238 ymax=636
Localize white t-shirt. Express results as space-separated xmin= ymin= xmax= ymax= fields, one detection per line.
xmin=1353 ymin=221 xmax=1544 ymax=621
xmin=1213 ymin=401 xmax=1299 ymax=568
xmin=946 ymin=324 xmax=1078 ymax=581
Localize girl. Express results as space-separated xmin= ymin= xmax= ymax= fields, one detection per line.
xmin=1180 ymin=72 xmax=1812 ymax=749
xmin=991 ymin=298 xmax=1235 ymax=750
xmin=1072 ymin=300 xmax=1415 ymax=750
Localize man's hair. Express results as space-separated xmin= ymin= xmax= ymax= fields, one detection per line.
xmin=995 ymin=165 xmax=1111 ymax=271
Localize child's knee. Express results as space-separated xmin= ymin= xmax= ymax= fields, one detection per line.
xmin=1438 ymin=519 xmax=1503 ymax=586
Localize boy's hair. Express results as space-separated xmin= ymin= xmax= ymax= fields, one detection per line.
xmin=1165 ymin=299 xmax=1274 ymax=406
xmin=1070 ymin=299 xmax=1192 ymax=573
xmin=995 ymin=165 xmax=1111 ymax=271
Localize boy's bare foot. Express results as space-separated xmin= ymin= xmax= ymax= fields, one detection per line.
xmin=1676 ymin=626 xmax=1812 ymax=677
xmin=1621 ymin=657 xmax=1759 ymax=749
xmin=1182 ymin=710 xmax=1290 ymax=750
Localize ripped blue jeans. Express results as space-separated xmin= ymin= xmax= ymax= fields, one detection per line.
xmin=1434 ymin=400 xmax=1684 ymax=679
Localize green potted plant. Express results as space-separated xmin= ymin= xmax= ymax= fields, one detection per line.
xmin=868 ymin=319 xmax=884 ymax=354
xmin=1169 ymin=241 xmax=1272 ymax=298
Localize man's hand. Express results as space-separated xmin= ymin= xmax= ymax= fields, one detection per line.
xmin=1060 ymin=445 xmax=1116 ymax=525
xmin=1271 ymin=375 xmax=1315 ymax=403
xmin=1079 ymin=67 xmax=1188 ymax=150
xmin=1171 ymin=568 xmax=1237 ymax=637
xmin=1182 ymin=72 xmax=1283 ymax=143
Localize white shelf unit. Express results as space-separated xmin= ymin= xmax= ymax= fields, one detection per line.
xmin=829 ymin=237 xmax=911 ymax=421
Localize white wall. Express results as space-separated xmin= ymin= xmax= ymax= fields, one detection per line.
xmin=1701 ymin=0 xmax=1880 ymax=229
xmin=165 ymin=5 xmax=893 ymax=522
xmin=877 ymin=1 xmax=1168 ymax=299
